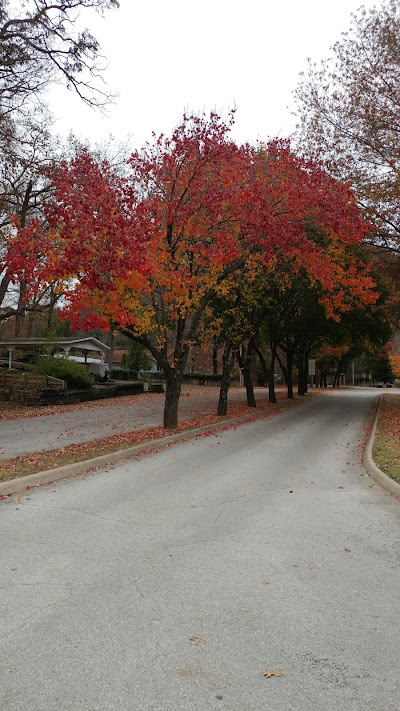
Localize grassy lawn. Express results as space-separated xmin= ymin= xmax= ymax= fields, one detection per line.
xmin=373 ymin=394 xmax=400 ymax=484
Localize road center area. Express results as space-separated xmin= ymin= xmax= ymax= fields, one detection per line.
xmin=1 ymin=389 xmax=399 ymax=711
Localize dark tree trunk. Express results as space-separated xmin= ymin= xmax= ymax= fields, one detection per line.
xmin=105 ymin=322 xmax=114 ymax=371
xmin=297 ymin=358 xmax=305 ymax=395
xmin=0 ymin=272 xmax=10 ymax=310
xmin=268 ymin=351 xmax=277 ymax=404
xmin=14 ymin=181 xmax=33 ymax=337
xmin=218 ymin=341 xmax=236 ymax=416
xmin=212 ymin=342 xmax=218 ymax=375
xmin=254 ymin=346 xmax=269 ymax=384
xmin=276 ymin=348 xmax=294 ymax=400
xmin=237 ymin=347 xmax=256 ymax=408
xmin=296 ymin=351 xmax=310 ymax=395
xmin=333 ymin=360 xmax=343 ymax=388
xmin=14 ymin=283 xmax=26 ymax=337
xmin=254 ymin=345 xmax=275 ymax=401
xmin=46 ymin=295 xmax=56 ymax=330
xmin=303 ymin=352 xmax=309 ymax=394
xmin=163 ymin=369 xmax=183 ymax=429
xmin=286 ymin=350 xmax=294 ymax=399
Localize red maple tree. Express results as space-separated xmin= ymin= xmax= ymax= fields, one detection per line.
xmin=43 ymin=115 xmax=378 ymax=428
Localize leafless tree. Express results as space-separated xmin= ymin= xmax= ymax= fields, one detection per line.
xmin=0 ymin=0 xmax=119 ymax=115
xmin=293 ymin=0 xmax=400 ymax=254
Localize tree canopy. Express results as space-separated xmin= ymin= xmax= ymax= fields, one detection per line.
xmin=293 ymin=0 xmax=400 ymax=254
xmin=0 ymin=0 xmax=119 ymax=114
xmin=30 ymin=111 xmax=381 ymax=427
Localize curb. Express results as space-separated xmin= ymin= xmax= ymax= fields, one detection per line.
xmin=363 ymin=394 xmax=400 ymax=497
xmin=0 ymin=400 xmax=299 ymax=497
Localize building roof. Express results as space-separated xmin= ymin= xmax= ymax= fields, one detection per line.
xmin=0 ymin=337 xmax=110 ymax=353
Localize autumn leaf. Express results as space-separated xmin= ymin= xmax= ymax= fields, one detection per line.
xmin=261 ymin=669 xmax=284 ymax=678
xmin=190 ymin=636 xmax=206 ymax=645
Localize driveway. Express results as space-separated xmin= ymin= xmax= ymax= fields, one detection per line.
xmin=0 ymin=389 xmax=399 ymax=710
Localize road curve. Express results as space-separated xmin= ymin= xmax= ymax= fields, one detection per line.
xmin=0 ymin=389 xmax=399 ymax=711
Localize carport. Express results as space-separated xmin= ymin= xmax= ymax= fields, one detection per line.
xmin=0 ymin=336 xmax=110 ymax=369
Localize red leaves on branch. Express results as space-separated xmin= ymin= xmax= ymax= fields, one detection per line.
xmin=32 ymin=110 xmax=378 ymax=340
xmin=4 ymin=215 xmax=66 ymax=303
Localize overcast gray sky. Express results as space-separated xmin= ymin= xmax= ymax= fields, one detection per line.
xmin=49 ymin=0 xmax=379 ymax=148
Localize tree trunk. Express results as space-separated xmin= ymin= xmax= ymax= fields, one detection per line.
xmin=254 ymin=345 xmax=275 ymax=401
xmin=286 ymin=350 xmax=294 ymax=399
xmin=237 ymin=347 xmax=256 ymax=408
xmin=212 ymin=343 xmax=218 ymax=375
xmin=218 ymin=341 xmax=235 ymax=416
xmin=296 ymin=351 xmax=310 ymax=395
xmin=14 ymin=283 xmax=27 ymax=337
xmin=105 ymin=322 xmax=114 ymax=371
xmin=333 ymin=361 xmax=342 ymax=388
xmin=163 ymin=369 xmax=183 ymax=429
xmin=14 ymin=181 xmax=34 ymax=337
xmin=297 ymin=359 xmax=304 ymax=395
xmin=276 ymin=348 xmax=294 ymax=399
xmin=268 ymin=351 xmax=277 ymax=404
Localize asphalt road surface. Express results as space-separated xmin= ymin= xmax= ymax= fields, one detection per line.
xmin=0 ymin=386 xmax=266 ymax=459
xmin=1 ymin=389 xmax=399 ymax=711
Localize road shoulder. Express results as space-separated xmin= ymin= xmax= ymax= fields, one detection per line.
xmin=363 ymin=394 xmax=400 ymax=498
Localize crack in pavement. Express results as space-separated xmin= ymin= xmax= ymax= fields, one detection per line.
xmin=0 ymin=595 xmax=75 ymax=643
xmin=25 ymin=503 xmax=165 ymax=529
xmin=183 ymin=485 xmax=295 ymax=509
xmin=154 ymin=536 xmax=227 ymax=552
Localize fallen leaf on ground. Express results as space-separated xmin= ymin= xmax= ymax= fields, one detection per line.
xmin=344 ymin=548 xmax=352 ymax=553
xmin=261 ymin=669 xmax=284 ymax=678
xmin=351 ymin=588 xmax=360 ymax=594
xmin=262 ymin=580 xmax=270 ymax=586
xmin=190 ymin=636 xmax=206 ymax=644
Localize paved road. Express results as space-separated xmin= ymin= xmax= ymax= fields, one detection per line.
xmin=1 ymin=389 xmax=399 ymax=711
xmin=0 ymin=386 xmax=269 ymax=459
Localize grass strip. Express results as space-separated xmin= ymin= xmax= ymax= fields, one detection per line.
xmin=373 ymin=394 xmax=400 ymax=484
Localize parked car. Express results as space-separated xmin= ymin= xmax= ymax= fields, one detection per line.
xmin=54 ymin=354 xmax=110 ymax=381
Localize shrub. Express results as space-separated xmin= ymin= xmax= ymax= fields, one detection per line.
xmin=33 ymin=357 xmax=94 ymax=390
xmin=182 ymin=373 xmax=222 ymax=384
xmin=121 ymin=341 xmax=151 ymax=371
xmin=112 ymin=367 xmax=138 ymax=381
